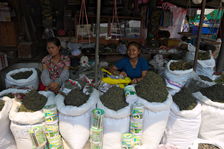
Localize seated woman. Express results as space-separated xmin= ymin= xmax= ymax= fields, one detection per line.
xmin=40 ymin=37 xmax=70 ymax=93
xmin=111 ymin=41 xmax=149 ymax=84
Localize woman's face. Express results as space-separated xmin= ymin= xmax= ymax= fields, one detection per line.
xmin=127 ymin=45 xmax=140 ymax=59
xmin=47 ymin=42 xmax=60 ymax=57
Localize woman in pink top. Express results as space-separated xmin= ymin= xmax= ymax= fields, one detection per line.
xmin=41 ymin=37 xmax=70 ymax=93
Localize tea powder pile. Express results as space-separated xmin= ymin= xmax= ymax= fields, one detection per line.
xmin=198 ymin=144 xmax=219 ymax=149
xmin=215 ymin=74 xmax=224 ymax=84
xmin=135 ymin=71 xmax=168 ymax=102
xmin=19 ymin=90 xmax=47 ymax=112
xmin=170 ymin=61 xmax=193 ymax=71
xmin=173 ymin=88 xmax=197 ymax=110
xmin=11 ymin=71 xmax=33 ymax=80
xmin=198 ymin=51 xmax=211 ymax=60
xmin=200 ymin=84 xmax=224 ymax=103
xmin=199 ymin=75 xmax=213 ymax=82
xmin=64 ymin=89 xmax=89 ymax=107
xmin=101 ymin=86 xmax=128 ymax=111
xmin=0 ymin=100 xmax=5 ymax=111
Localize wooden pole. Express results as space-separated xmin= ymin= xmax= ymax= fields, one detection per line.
xmin=193 ymin=0 xmax=206 ymax=71
xmin=95 ymin=0 xmax=101 ymax=83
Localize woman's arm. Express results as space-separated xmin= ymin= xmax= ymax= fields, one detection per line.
xmin=132 ymin=70 xmax=148 ymax=84
xmin=41 ymin=64 xmax=53 ymax=86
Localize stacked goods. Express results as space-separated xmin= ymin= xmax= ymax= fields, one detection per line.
xmin=198 ymin=144 xmax=220 ymax=149
xmin=133 ymin=71 xmax=172 ymax=149
xmin=11 ymin=71 xmax=33 ymax=80
xmin=43 ymin=105 xmax=63 ymax=149
xmin=162 ymin=88 xmax=201 ymax=149
xmin=97 ymin=86 xmax=131 ymax=149
xmin=64 ymin=89 xmax=89 ymax=107
xmin=192 ymin=84 xmax=224 ymax=144
xmin=19 ymin=90 xmax=47 ymax=112
xmin=170 ymin=61 xmax=193 ymax=71
xmin=100 ymin=86 xmax=128 ymax=111
xmin=0 ymin=97 xmax=16 ymax=149
xmin=90 ymin=108 xmax=104 ymax=149
xmin=165 ymin=60 xmax=193 ymax=93
xmin=135 ymin=71 xmax=168 ymax=102
xmin=9 ymin=91 xmax=54 ymax=149
xmin=173 ymin=88 xmax=197 ymax=111
xmin=198 ymin=51 xmax=211 ymax=60
xmin=56 ymin=89 xmax=99 ymax=149
xmin=0 ymin=100 xmax=5 ymax=111
xmin=5 ymin=68 xmax=39 ymax=89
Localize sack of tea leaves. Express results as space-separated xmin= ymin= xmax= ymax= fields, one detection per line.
xmin=192 ymin=84 xmax=224 ymax=145
xmin=56 ymin=89 xmax=99 ymax=149
xmin=98 ymin=86 xmax=130 ymax=149
xmin=161 ymin=88 xmax=201 ymax=149
xmin=190 ymin=138 xmax=223 ymax=149
xmin=5 ymin=68 xmax=39 ymax=90
xmin=0 ymin=97 xmax=16 ymax=149
xmin=9 ymin=91 xmax=55 ymax=149
xmin=196 ymin=51 xmax=215 ymax=79
xmin=133 ymin=71 xmax=173 ymax=149
xmin=164 ymin=60 xmax=193 ymax=93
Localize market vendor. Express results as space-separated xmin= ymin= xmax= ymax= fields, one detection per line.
xmin=111 ymin=41 xmax=149 ymax=84
xmin=40 ymin=37 xmax=70 ymax=93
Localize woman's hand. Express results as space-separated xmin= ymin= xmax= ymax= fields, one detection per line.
xmin=131 ymin=78 xmax=143 ymax=84
xmin=48 ymin=82 xmax=60 ymax=93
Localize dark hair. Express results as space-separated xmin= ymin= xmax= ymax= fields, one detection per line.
xmin=47 ymin=37 xmax=61 ymax=47
xmin=127 ymin=41 xmax=141 ymax=50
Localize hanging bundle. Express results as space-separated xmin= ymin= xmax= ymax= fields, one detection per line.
xmin=76 ymin=0 xmax=91 ymax=42
xmin=110 ymin=0 xmax=122 ymax=39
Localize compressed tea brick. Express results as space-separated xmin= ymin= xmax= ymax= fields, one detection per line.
xmin=135 ymin=71 xmax=168 ymax=102
xmin=200 ymin=84 xmax=224 ymax=103
xmin=173 ymin=88 xmax=197 ymax=110
xmin=198 ymin=51 xmax=211 ymax=60
xmin=199 ymin=75 xmax=213 ymax=82
xmin=19 ymin=90 xmax=47 ymax=112
xmin=215 ymin=74 xmax=224 ymax=84
xmin=101 ymin=86 xmax=128 ymax=111
xmin=0 ymin=100 xmax=5 ymax=111
xmin=11 ymin=71 xmax=33 ymax=80
xmin=64 ymin=89 xmax=89 ymax=107
xmin=170 ymin=61 xmax=193 ymax=71
xmin=198 ymin=143 xmax=219 ymax=149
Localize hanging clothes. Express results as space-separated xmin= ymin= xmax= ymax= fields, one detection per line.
xmin=161 ymin=9 xmax=173 ymax=27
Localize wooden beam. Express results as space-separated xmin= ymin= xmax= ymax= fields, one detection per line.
xmin=193 ymin=0 xmax=206 ymax=71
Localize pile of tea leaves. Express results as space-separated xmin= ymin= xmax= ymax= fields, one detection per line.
xmin=198 ymin=143 xmax=220 ymax=149
xmin=199 ymin=75 xmax=213 ymax=82
xmin=198 ymin=51 xmax=211 ymax=60
xmin=185 ymin=79 xmax=210 ymax=93
xmin=170 ymin=61 xmax=193 ymax=71
xmin=100 ymin=86 xmax=128 ymax=111
xmin=11 ymin=71 xmax=33 ymax=80
xmin=135 ymin=71 xmax=168 ymax=102
xmin=64 ymin=89 xmax=89 ymax=107
xmin=19 ymin=90 xmax=47 ymax=112
xmin=173 ymin=88 xmax=197 ymax=110
xmin=200 ymin=84 xmax=224 ymax=103
xmin=3 ymin=93 xmax=14 ymax=98
xmin=215 ymin=74 xmax=224 ymax=84
xmin=0 ymin=100 xmax=5 ymax=111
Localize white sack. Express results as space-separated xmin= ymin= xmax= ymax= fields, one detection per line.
xmin=97 ymin=99 xmax=131 ymax=149
xmin=56 ymin=89 xmax=99 ymax=149
xmin=196 ymin=58 xmax=216 ymax=79
xmin=5 ymin=68 xmax=39 ymax=90
xmin=162 ymin=102 xmax=201 ymax=149
xmin=9 ymin=91 xmax=54 ymax=149
xmin=193 ymin=92 xmax=224 ymax=145
xmin=164 ymin=60 xmax=193 ymax=91
xmin=0 ymin=97 xmax=16 ymax=149
xmin=138 ymin=94 xmax=173 ymax=149
xmin=185 ymin=43 xmax=196 ymax=62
